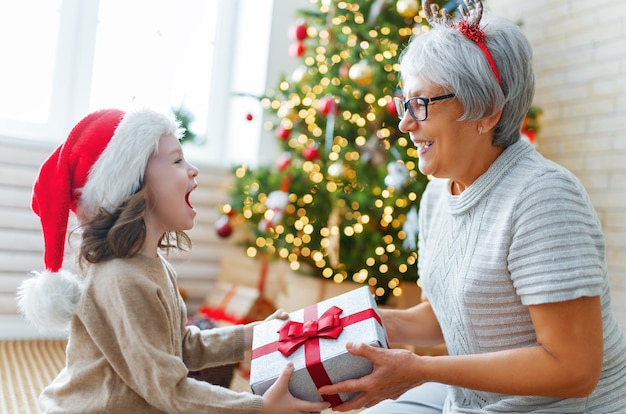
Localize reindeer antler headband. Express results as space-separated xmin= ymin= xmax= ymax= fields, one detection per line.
xmin=422 ymin=0 xmax=501 ymax=88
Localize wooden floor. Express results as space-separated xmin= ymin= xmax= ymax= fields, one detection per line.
xmin=0 ymin=339 xmax=67 ymax=414
xmin=0 ymin=339 xmax=362 ymax=414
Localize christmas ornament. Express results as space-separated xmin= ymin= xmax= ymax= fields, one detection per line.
xmin=317 ymin=95 xmax=338 ymax=116
xmin=521 ymin=130 xmax=536 ymax=145
xmin=277 ymin=102 xmax=298 ymax=120
xmin=290 ymin=66 xmax=309 ymax=83
xmin=396 ymin=0 xmax=419 ymax=18
xmin=339 ymin=63 xmax=351 ymax=78
xmin=402 ymin=206 xmax=419 ymax=250
xmin=386 ymin=98 xmax=398 ymax=117
xmin=361 ymin=136 xmax=387 ymax=167
xmin=521 ymin=105 xmax=542 ymax=146
xmin=276 ymin=152 xmax=292 ymax=171
xmin=348 ymin=60 xmax=374 ymax=86
xmin=384 ymin=161 xmax=410 ymax=190
xmin=302 ymin=144 xmax=320 ymax=160
xmin=259 ymin=190 xmax=289 ymax=231
xmin=259 ymin=176 xmax=291 ymax=231
xmin=327 ymin=161 xmax=346 ymax=179
xmin=289 ymin=42 xmax=305 ymax=58
xmin=275 ymin=125 xmax=291 ymax=140
xmin=215 ymin=214 xmax=233 ymax=238
xmin=289 ymin=21 xmax=308 ymax=41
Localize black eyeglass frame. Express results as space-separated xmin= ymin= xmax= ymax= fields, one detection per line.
xmin=393 ymin=93 xmax=456 ymax=121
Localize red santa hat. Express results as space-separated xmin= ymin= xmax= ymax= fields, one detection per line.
xmin=16 ymin=108 xmax=182 ymax=332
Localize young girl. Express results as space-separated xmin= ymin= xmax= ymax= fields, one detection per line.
xmin=17 ymin=108 xmax=329 ymax=413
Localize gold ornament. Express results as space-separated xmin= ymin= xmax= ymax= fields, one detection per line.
xmin=396 ymin=0 xmax=419 ymax=18
xmin=348 ymin=60 xmax=374 ymax=86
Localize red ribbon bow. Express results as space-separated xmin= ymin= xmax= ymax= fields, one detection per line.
xmin=277 ymin=306 xmax=344 ymax=356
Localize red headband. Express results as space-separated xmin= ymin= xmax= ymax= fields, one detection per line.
xmin=457 ymin=20 xmax=502 ymax=88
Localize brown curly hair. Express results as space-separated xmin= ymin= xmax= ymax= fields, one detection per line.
xmin=78 ymin=187 xmax=191 ymax=269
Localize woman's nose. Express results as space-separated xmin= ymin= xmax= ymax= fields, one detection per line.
xmin=398 ymin=116 xmax=416 ymax=133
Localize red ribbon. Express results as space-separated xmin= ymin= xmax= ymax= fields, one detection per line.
xmin=252 ymin=304 xmax=383 ymax=407
xmin=277 ymin=305 xmax=343 ymax=356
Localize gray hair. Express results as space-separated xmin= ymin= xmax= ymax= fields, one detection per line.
xmin=399 ymin=14 xmax=535 ymax=148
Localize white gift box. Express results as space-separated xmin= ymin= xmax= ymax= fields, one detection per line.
xmin=250 ymin=286 xmax=388 ymax=407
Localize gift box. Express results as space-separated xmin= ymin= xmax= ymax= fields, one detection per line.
xmin=216 ymin=253 xmax=285 ymax=303
xmin=199 ymin=282 xmax=276 ymax=325
xmin=250 ymin=286 xmax=388 ymax=407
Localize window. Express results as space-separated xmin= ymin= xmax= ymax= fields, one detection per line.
xmin=0 ymin=0 xmax=226 ymax=161
xmin=90 ymin=0 xmax=218 ymax=134
xmin=0 ymin=0 xmax=65 ymax=139
xmin=0 ymin=0 xmax=300 ymax=167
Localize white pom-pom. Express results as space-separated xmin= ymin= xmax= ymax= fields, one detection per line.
xmin=16 ymin=270 xmax=84 ymax=332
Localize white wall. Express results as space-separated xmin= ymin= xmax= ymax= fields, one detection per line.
xmin=487 ymin=0 xmax=626 ymax=328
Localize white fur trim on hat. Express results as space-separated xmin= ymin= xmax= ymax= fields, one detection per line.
xmin=16 ymin=270 xmax=84 ymax=332
xmin=78 ymin=108 xmax=183 ymax=222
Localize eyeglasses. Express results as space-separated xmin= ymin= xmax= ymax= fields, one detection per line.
xmin=393 ymin=93 xmax=456 ymax=121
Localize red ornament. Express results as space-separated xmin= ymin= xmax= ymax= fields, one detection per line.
xmin=339 ymin=63 xmax=351 ymax=78
xmin=523 ymin=129 xmax=536 ymax=144
xmin=276 ymin=152 xmax=292 ymax=170
xmin=215 ymin=214 xmax=233 ymax=238
xmin=289 ymin=22 xmax=308 ymax=41
xmin=246 ymin=113 xmax=253 ymax=121
xmin=275 ymin=125 xmax=291 ymax=140
xmin=317 ymin=96 xmax=337 ymax=116
xmin=289 ymin=42 xmax=305 ymax=58
xmin=302 ymin=144 xmax=319 ymax=160
xmin=387 ymin=98 xmax=398 ymax=117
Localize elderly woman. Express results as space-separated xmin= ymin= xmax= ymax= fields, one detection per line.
xmin=319 ymin=1 xmax=626 ymax=413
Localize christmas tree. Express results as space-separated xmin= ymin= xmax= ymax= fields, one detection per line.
xmin=220 ymin=0 xmax=454 ymax=303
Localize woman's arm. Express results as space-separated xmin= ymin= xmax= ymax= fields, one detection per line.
xmin=381 ymin=297 xmax=444 ymax=348
xmin=320 ymin=295 xmax=603 ymax=411
xmin=423 ymin=295 xmax=603 ymax=397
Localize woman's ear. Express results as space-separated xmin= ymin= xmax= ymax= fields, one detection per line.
xmin=479 ymin=108 xmax=503 ymax=134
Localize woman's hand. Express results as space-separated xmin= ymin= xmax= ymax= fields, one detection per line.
xmin=261 ymin=362 xmax=330 ymax=414
xmin=318 ymin=342 xmax=425 ymax=412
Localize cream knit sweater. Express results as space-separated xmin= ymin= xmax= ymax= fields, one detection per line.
xmin=418 ymin=140 xmax=626 ymax=413
xmin=40 ymin=254 xmax=263 ymax=413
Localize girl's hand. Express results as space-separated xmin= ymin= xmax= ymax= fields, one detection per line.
xmin=261 ymin=362 xmax=330 ymax=414
xmin=265 ymin=308 xmax=289 ymax=321
xmin=244 ymin=309 xmax=289 ymax=349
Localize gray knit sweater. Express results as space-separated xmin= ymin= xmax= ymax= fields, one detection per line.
xmin=418 ymin=140 xmax=626 ymax=413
